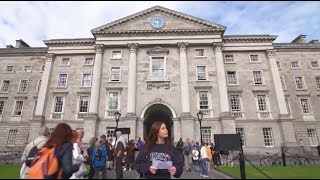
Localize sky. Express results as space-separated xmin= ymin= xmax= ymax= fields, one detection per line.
xmin=0 ymin=1 xmax=319 ymax=47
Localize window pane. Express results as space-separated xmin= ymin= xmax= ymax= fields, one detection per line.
xmin=6 ymin=130 xmax=17 ymax=146
xmin=201 ymin=128 xmax=211 ymax=144
xmin=0 ymin=101 xmax=4 ymax=115
xmin=300 ymin=99 xmax=310 ymax=113
xmin=79 ymin=96 xmax=89 ymax=113
xmin=257 ymin=95 xmax=267 ymax=111
xmin=199 ymin=91 xmax=209 ymax=109
xmin=112 ymin=51 xmax=122 ymax=59
xmin=19 ymin=80 xmax=28 ymax=92
xmin=151 ymin=57 xmax=165 ymax=80
xmin=253 ymin=71 xmax=263 ymax=84
xmin=111 ymin=68 xmax=120 ymax=81
xmin=84 ymin=58 xmax=93 ymax=65
xmin=108 ymin=92 xmax=119 ymax=110
xmin=250 ymin=55 xmax=259 ymax=62
xmin=307 ymin=129 xmax=319 ymax=146
xmin=58 ymin=74 xmax=68 ymax=87
xmin=263 ymin=128 xmax=274 ymax=146
xmin=14 ymin=101 xmax=24 ymax=116
xmin=197 ymin=66 xmax=206 ymax=80
xmin=295 ymin=77 xmax=304 ymax=89
xmin=54 ymin=97 xmax=63 ymax=112
xmin=82 ymin=74 xmax=92 ymax=87
xmin=236 ymin=128 xmax=245 ymax=146
xmin=227 ymin=71 xmax=237 ymax=85
xmin=230 ymin=95 xmax=241 ymax=112
xmin=195 ymin=49 xmax=204 ymax=56
xmin=1 ymin=80 xmax=10 ymax=92
xmin=224 ymin=55 xmax=234 ymax=63
xmin=6 ymin=66 xmax=14 ymax=72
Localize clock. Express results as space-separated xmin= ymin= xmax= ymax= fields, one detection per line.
xmin=150 ymin=15 xmax=165 ymax=29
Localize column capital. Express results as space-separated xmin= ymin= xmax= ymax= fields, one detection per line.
xmin=45 ymin=53 xmax=55 ymax=62
xmin=177 ymin=42 xmax=188 ymax=53
xmin=266 ymin=49 xmax=276 ymax=58
xmin=213 ymin=42 xmax=223 ymax=51
xmin=128 ymin=43 xmax=139 ymax=53
xmin=94 ymin=44 xmax=104 ymax=54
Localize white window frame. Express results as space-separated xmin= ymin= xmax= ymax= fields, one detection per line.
xmin=236 ymin=128 xmax=246 ymax=147
xmin=300 ymin=98 xmax=311 ymax=114
xmin=106 ymin=127 xmax=116 ymax=144
xmin=110 ymin=67 xmax=121 ymax=82
xmin=5 ymin=65 xmax=14 ymax=73
xmin=51 ymin=94 xmax=66 ymax=120
xmin=12 ymin=100 xmax=24 ymax=116
xmin=6 ymin=129 xmax=17 ymax=147
xmin=249 ymin=54 xmax=260 ymax=63
xmin=60 ymin=57 xmax=71 ymax=66
xmin=0 ymin=80 xmax=10 ymax=92
xmin=253 ymin=70 xmax=264 ymax=85
xmin=82 ymin=73 xmax=92 ymax=87
xmin=310 ymin=60 xmax=318 ymax=69
xmin=37 ymin=80 xmax=42 ymax=93
xmin=224 ymin=54 xmax=235 ymax=63
xmin=196 ymin=65 xmax=208 ymax=81
xmin=276 ymin=61 xmax=281 ymax=69
xmin=57 ymin=73 xmax=68 ymax=88
xmin=111 ymin=50 xmax=122 ymax=60
xmin=148 ymin=56 xmax=167 ymax=81
xmin=195 ymin=49 xmax=205 ymax=57
xmin=285 ymin=98 xmax=292 ymax=115
xmin=84 ymin=57 xmax=94 ymax=65
xmin=263 ymin=128 xmax=274 ymax=147
xmin=76 ymin=95 xmax=90 ymax=119
xmin=18 ymin=79 xmax=29 ymax=93
xmin=226 ymin=70 xmax=238 ymax=85
xmin=201 ymin=127 xmax=212 ymax=144
xmin=294 ymin=76 xmax=306 ymax=90
xmin=307 ymin=129 xmax=319 ymax=147
xmin=0 ymin=100 xmax=5 ymax=116
xmin=280 ymin=76 xmax=286 ymax=90
xmin=254 ymin=94 xmax=272 ymax=119
xmin=315 ymin=76 xmax=320 ymax=89
xmin=105 ymin=91 xmax=121 ymax=117
xmin=291 ymin=61 xmax=300 ymax=69
xmin=32 ymin=98 xmax=38 ymax=116
xmin=229 ymin=94 xmax=244 ymax=118
xmin=24 ymin=65 xmax=32 ymax=72
xmin=196 ymin=89 xmax=213 ymax=117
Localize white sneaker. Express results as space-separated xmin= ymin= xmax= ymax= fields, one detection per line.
xmin=200 ymin=174 xmax=203 ymax=177
xmin=203 ymin=175 xmax=209 ymax=178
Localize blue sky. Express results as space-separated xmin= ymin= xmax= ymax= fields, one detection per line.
xmin=0 ymin=1 xmax=319 ymax=47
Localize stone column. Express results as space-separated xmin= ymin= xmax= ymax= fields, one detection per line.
xmin=213 ymin=42 xmax=235 ymax=134
xmin=84 ymin=44 xmax=104 ymax=143
xmin=126 ymin=43 xmax=138 ymax=116
xmin=267 ymin=50 xmax=296 ymax=147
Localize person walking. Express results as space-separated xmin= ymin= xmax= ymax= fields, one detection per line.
xmin=114 ymin=129 xmax=126 ymax=179
xmin=124 ymin=139 xmax=135 ymax=171
xmin=85 ymin=137 xmax=98 ymax=179
xmin=135 ymin=121 xmax=184 ymax=179
xmin=200 ymin=142 xmax=209 ymax=178
xmin=92 ymin=138 xmax=108 ymax=179
xmin=183 ymin=138 xmax=192 ymax=172
xmin=71 ymin=129 xmax=86 ymax=179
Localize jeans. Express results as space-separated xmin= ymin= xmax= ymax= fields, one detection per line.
xmin=94 ymin=167 xmax=106 ymax=179
xmin=201 ymin=158 xmax=208 ymax=176
xmin=115 ymin=157 xmax=123 ymax=179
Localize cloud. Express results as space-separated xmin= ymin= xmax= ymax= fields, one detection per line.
xmin=0 ymin=1 xmax=319 ymax=47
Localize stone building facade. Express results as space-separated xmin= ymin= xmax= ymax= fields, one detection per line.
xmin=0 ymin=6 xmax=319 ymax=154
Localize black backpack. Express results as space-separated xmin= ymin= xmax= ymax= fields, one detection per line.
xmin=25 ymin=141 xmax=41 ymax=167
xmin=96 ymin=147 xmax=103 ymax=160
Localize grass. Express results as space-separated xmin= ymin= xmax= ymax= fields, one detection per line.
xmin=0 ymin=165 xmax=21 ymax=179
xmin=217 ymin=166 xmax=320 ymax=179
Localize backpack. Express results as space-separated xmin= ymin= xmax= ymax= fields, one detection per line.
xmin=205 ymin=147 xmax=212 ymax=161
xmin=183 ymin=145 xmax=191 ymax=156
xmin=28 ymin=146 xmax=62 ymax=179
xmin=25 ymin=139 xmax=46 ymax=167
xmin=96 ymin=147 xmax=103 ymax=160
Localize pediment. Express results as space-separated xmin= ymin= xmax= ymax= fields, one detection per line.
xmin=147 ymin=46 xmax=169 ymax=55
xmin=91 ymin=6 xmax=226 ymax=35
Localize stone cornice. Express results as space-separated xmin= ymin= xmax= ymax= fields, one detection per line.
xmin=274 ymin=43 xmax=320 ymax=51
xmin=91 ymin=6 xmax=226 ymax=34
xmin=43 ymin=38 xmax=95 ymax=46
xmin=223 ymin=35 xmax=277 ymax=43
xmin=0 ymin=47 xmax=47 ymax=56
xmin=94 ymin=29 xmax=224 ymax=35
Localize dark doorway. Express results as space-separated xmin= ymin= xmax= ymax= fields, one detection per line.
xmin=143 ymin=104 xmax=173 ymax=140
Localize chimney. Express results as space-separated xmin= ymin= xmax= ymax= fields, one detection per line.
xmin=15 ymin=39 xmax=30 ymax=48
xmin=309 ymin=40 xmax=319 ymax=44
xmin=291 ymin=34 xmax=307 ymax=43
xmin=6 ymin=45 xmax=14 ymax=48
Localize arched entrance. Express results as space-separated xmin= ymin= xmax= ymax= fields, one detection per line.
xmin=143 ymin=103 xmax=174 ymax=139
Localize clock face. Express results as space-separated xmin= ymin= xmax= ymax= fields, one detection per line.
xmin=150 ymin=16 xmax=165 ymax=29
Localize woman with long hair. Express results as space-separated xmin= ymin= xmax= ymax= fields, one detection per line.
xmin=135 ymin=121 xmax=183 ymax=179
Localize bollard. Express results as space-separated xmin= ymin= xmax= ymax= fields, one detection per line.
xmin=239 ymin=149 xmax=246 ymax=179
xmin=281 ymin=146 xmax=286 ymax=167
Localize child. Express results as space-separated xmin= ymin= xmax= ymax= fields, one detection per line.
xmin=92 ymin=138 xmax=108 ymax=179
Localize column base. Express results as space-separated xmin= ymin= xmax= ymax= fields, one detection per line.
xmin=180 ymin=112 xmax=193 ymax=118
xmin=31 ymin=115 xmax=46 ymax=126
xmin=83 ymin=113 xmax=99 ymax=143
xmin=118 ymin=114 xmax=138 ymax=141
xmin=179 ymin=113 xmax=195 ymax=140
xmin=219 ymin=112 xmax=236 ymax=134
xmin=278 ymin=113 xmax=297 ymax=147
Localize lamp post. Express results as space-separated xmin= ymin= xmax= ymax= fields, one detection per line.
xmin=197 ymin=111 xmax=204 ymax=143
xmin=114 ymin=111 xmax=121 ymax=128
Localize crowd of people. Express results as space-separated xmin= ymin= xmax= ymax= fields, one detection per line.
xmin=19 ymin=121 xmax=231 ymax=179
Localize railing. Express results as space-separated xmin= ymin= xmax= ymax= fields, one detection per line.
xmin=77 ymin=113 xmax=88 ymax=119
xmin=51 ymin=113 xmax=63 ymax=120
xmin=199 ymin=109 xmax=212 ymax=118
xmin=259 ymin=112 xmax=270 ymax=118
xmin=106 ymin=109 xmax=119 ymax=117
xmin=231 ymin=112 xmax=243 ymax=118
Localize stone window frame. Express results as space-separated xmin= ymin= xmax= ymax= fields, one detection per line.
xmin=105 ymin=89 xmax=122 ymax=118
xmin=224 ymin=54 xmax=235 ymax=64
xmin=6 ymin=129 xmax=17 ymax=147
xmin=76 ymin=95 xmax=90 ymax=119
xmin=236 ymin=128 xmax=246 ymax=147
xmin=253 ymin=91 xmax=272 ymax=119
xmin=307 ymin=129 xmax=319 ymax=147
xmin=291 ymin=61 xmax=300 ymax=70
xmin=0 ymin=100 xmax=5 ymax=116
xmin=262 ymin=128 xmax=274 ymax=147
xmin=24 ymin=65 xmax=32 ymax=72
xmin=84 ymin=57 xmax=94 ymax=65
xmin=50 ymin=92 xmax=67 ymax=120
xmin=310 ymin=60 xmax=319 ymax=69
xmin=0 ymin=80 xmax=10 ymax=93
xmin=195 ymin=86 xmax=213 ymax=118
xmin=81 ymin=73 xmax=92 ymax=87
xmin=228 ymin=94 xmax=243 ymax=114
xmin=12 ymin=100 xmax=24 ymax=116
xmin=276 ymin=61 xmax=281 ymax=69
xmin=37 ymin=80 xmax=42 ymax=93
xmin=18 ymin=79 xmax=29 ymax=93
xmin=201 ymin=127 xmax=212 ymax=144
xmin=5 ymin=65 xmax=14 ymax=73
xmin=57 ymin=73 xmax=68 ymax=88
xmin=195 ymin=48 xmax=206 ymax=57
xmin=196 ymin=65 xmax=208 ymax=81
xmin=148 ymin=56 xmax=168 ymax=81
xmin=284 ymin=97 xmax=292 ymax=115
xmin=60 ymin=57 xmax=71 ymax=66
xmin=315 ymin=76 xmax=320 ymax=90
xmin=300 ymin=98 xmax=312 ymax=114
xmin=249 ymin=54 xmax=261 ymax=63
xmin=111 ymin=50 xmax=122 ymax=60
xmin=109 ymin=67 xmax=121 ymax=82
xmin=294 ymin=76 xmax=306 ymax=90
xmin=226 ymin=70 xmax=239 ymax=85
xmin=252 ymin=70 xmax=265 ymax=85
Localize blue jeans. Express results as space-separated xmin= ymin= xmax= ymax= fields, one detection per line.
xmin=201 ymin=158 xmax=208 ymax=175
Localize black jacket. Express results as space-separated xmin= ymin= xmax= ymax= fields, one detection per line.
xmin=57 ymin=143 xmax=80 ymax=179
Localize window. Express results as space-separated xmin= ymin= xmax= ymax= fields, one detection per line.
xmin=19 ymin=80 xmax=29 ymax=93
xmin=230 ymin=95 xmax=241 ymax=112
xmin=253 ymin=71 xmax=263 ymax=85
xmin=263 ymin=128 xmax=274 ymax=147
xmin=199 ymin=91 xmax=209 ymax=110
xmin=201 ymin=127 xmax=211 ymax=144
xmin=82 ymin=74 xmax=92 ymax=87
xmin=280 ymin=76 xmax=286 ymax=90
xmin=257 ymin=95 xmax=268 ymax=111
xmin=285 ymin=98 xmax=291 ymax=114
xmin=107 ymin=92 xmax=119 ymax=117
xmin=291 ymin=61 xmax=299 ymax=69
xmin=310 ymin=60 xmax=318 ymax=68
xmin=13 ymin=101 xmax=24 ymax=116
xmin=151 ymin=57 xmax=165 ymax=80
xmin=33 ymin=99 xmax=38 ymax=116
xmin=295 ymin=77 xmax=305 ymax=89
xmin=54 ymin=96 xmax=64 ymax=113
xmin=107 ymin=127 xmax=116 ymax=143
xmin=41 ymin=65 xmax=45 ymax=71
xmin=224 ymin=55 xmax=234 ymax=63
xmin=78 ymin=96 xmax=89 ymax=117
xmin=112 ymin=50 xmax=122 ymax=59
xmin=6 ymin=130 xmax=17 ymax=146
xmin=58 ymin=74 xmax=68 ymax=87
xmin=276 ymin=61 xmax=281 ymax=69
xmin=307 ymin=129 xmax=318 ymax=146
xmin=110 ymin=67 xmax=121 ymax=81
xmin=0 ymin=101 xmax=5 ymax=115
xmin=197 ymin=66 xmax=207 ymax=80
xmin=6 ymin=66 xmax=14 ymax=73
xmin=236 ymin=128 xmax=245 ymax=146
xmin=195 ymin=49 xmax=205 ymax=57
xmin=24 ymin=65 xmax=32 ymax=72
xmin=300 ymin=99 xmax=311 ymax=114
xmin=315 ymin=76 xmax=320 ymax=89
xmin=61 ymin=58 xmax=70 ymax=66
xmin=0 ymin=80 xmax=10 ymax=92
xmin=250 ymin=55 xmax=259 ymax=62
xmin=37 ymin=80 xmax=42 ymax=93
xmin=227 ymin=71 xmax=238 ymax=85
xmin=84 ymin=58 xmax=94 ymax=65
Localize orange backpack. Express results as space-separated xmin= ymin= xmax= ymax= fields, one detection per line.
xmin=28 ymin=146 xmax=62 ymax=179
xmin=205 ymin=146 xmax=212 ymax=161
